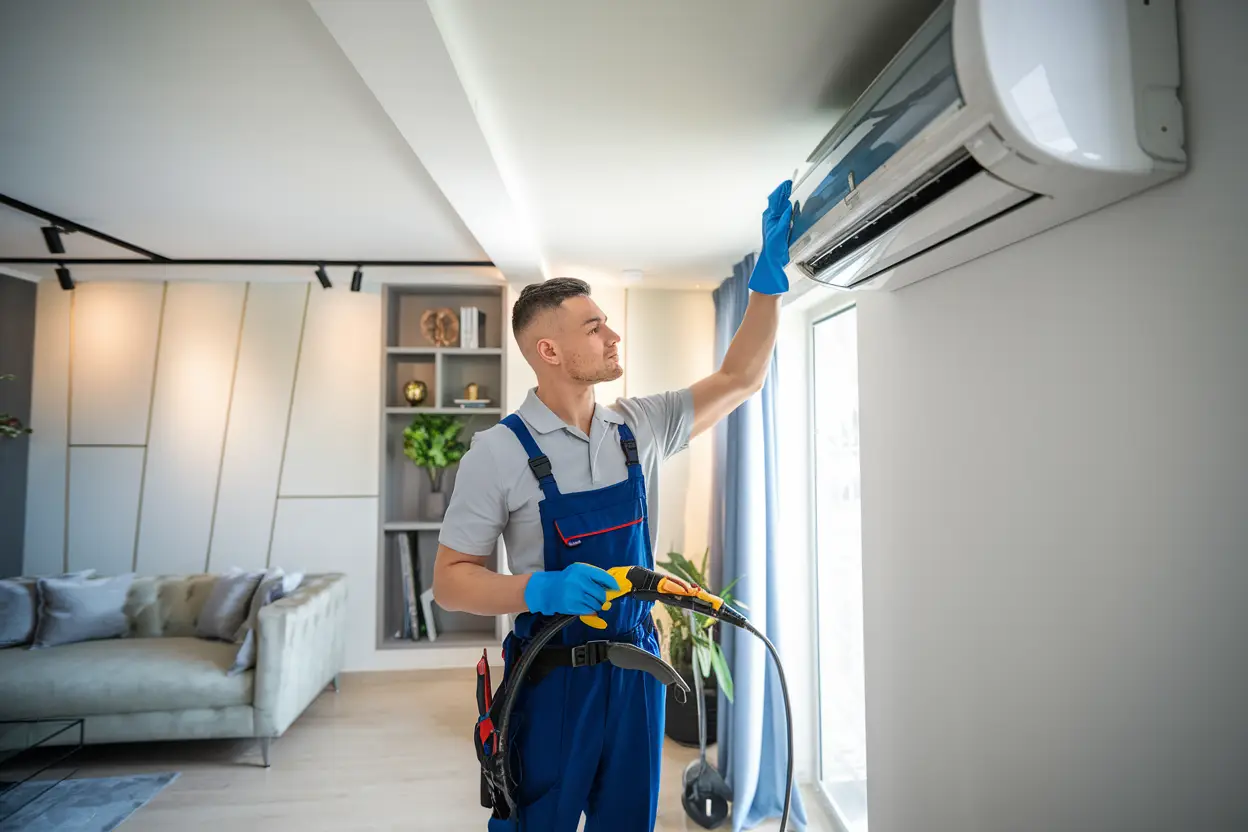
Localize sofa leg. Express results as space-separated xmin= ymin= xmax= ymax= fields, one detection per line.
xmin=260 ymin=737 xmax=272 ymax=768
xmin=331 ymin=674 xmax=340 ymax=693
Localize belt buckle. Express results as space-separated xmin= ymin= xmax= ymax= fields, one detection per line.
xmin=571 ymin=640 xmax=609 ymax=668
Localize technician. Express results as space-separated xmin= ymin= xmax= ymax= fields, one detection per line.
xmin=433 ymin=180 xmax=794 ymax=831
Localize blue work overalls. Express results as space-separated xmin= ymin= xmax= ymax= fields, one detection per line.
xmin=488 ymin=413 xmax=665 ymax=831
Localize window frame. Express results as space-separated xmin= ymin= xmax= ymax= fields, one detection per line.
xmin=805 ymin=294 xmax=864 ymax=832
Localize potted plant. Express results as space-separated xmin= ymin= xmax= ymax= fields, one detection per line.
xmin=1 ymin=375 xmax=32 ymax=439
xmin=654 ymin=548 xmax=744 ymax=747
xmin=402 ymin=413 xmax=466 ymax=520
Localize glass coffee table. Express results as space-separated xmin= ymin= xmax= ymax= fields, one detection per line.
xmin=0 ymin=719 xmax=84 ymax=823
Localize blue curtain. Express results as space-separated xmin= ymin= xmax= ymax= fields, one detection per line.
xmin=711 ymin=255 xmax=807 ymax=831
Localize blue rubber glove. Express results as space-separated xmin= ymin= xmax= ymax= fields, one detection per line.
xmin=747 ymin=180 xmax=795 ymax=295
xmin=524 ymin=563 xmax=621 ymax=616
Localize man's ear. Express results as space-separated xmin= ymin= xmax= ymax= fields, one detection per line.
xmin=535 ymin=337 xmax=560 ymax=366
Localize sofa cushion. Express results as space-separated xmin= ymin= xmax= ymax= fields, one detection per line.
xmin=229 ymin=568 xmax=303 ymax=675
xmin=196 ymin=568 xmax=263 ymax=641
xmin=0 ymin=570 xmax=95 ymax=647
xmin=0 ymin=637 xmax=254 ymax=720
xmin=32 ymin=573 xmax=135 ymax=648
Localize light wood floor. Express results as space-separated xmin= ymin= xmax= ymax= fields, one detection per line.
xmin=71 ymin=670 xmax=834 ymax=831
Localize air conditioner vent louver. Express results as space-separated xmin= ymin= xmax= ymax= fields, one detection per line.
xmin=806 ymin=148 xmax=983 ymax=275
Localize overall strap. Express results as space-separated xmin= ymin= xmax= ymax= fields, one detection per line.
xmin=617 ymin=423 xmax=641 ymax=468
xmin=502 ymin=414 xmax=560 ymax=498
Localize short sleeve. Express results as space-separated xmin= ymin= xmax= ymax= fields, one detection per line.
xmin=615 ymin=388 xmax=695 ymax=460
xmin=438 ymin=435 xmax=507 ymax=557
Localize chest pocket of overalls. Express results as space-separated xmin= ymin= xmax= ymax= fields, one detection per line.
xmin=552 ymin=498 xmax=646 ymax=552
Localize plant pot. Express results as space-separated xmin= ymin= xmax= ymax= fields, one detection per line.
xmin=424 ymin=491 xmax=447 ymax=521
xmin=423 ymin=469 xmax=448 ymax=520
xmin=665 ymin=663 xmax=718 ymax=748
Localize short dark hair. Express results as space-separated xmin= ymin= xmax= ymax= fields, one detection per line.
xmin=511 ymin=277 xmax=591 ymax=336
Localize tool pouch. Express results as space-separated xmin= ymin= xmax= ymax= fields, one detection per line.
xmin=474 ymin=648 xmax=516 ymax=820
xmin=474 ymin=649 xmax=498 ymax=809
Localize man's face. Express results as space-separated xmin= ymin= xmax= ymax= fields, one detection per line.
xmin=549 ymin=295 xmax=622 ymax=384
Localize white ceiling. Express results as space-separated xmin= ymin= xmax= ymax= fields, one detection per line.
xmin=427 ymin=0 xmax=940 ymax=286
xmin=0 ymin=0 xmax=939 ymax=288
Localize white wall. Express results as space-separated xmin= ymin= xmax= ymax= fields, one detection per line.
xmin=24 ymin=279 xmax=385 ymax=671
xmin=624 ymin=289 xmax=715 ymax=561
xmin=854 ymin=3 xmax=1248 ymax=829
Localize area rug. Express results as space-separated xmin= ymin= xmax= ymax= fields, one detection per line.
xmin=0 ymin=773 xmax=179 ymax=831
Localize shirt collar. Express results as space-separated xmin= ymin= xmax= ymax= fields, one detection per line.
xmin=518 ymin=388 xmax=624 ymax=435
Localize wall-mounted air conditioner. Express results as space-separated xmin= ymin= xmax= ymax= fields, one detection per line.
xmin=787 ymin=0 xmax=1186 ymax=292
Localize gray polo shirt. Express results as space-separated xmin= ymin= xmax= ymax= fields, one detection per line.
xmin=439 ymin=387 xmax=695 ymax=576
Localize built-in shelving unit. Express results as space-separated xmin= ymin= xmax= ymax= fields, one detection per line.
xmin=377 ymin=283 xmax=509 ymax=651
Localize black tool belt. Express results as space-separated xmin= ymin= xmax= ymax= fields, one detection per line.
xmin=526 ymin=639 xmax=687 ymax=692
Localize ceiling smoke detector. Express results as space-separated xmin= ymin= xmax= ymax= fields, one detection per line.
xmin=620 ymin=269 xmax=643 ymax=286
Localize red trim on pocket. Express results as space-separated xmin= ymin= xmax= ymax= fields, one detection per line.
xmin=555 ymin=516 xmax=643 ymax=546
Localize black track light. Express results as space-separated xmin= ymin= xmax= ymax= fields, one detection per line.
xmin=350 ymin=266 xmax=363 ymax=292
xmin=42 ymin=226 xmax=66 ymax=254
xmin=315 ymin=265 xmax=331 ymax=289
xmin=55 ymin=264 xmax=74 ymax=291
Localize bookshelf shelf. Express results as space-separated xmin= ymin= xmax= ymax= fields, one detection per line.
xmin=386 ymin=347 xmax=503 ymax=356
xmin=380 ymin=631 xmax=498 ymax=651
xmin=383 ymin=521 xmax=442 ymax=532
xmin=385 ymin=407 xmax=502 ymax=416
xmin=378 ymin=283 xmax=511 ymax=655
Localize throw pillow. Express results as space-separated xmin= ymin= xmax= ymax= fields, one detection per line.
xmin=195 ymin=568 xmax=264 ymax=641
xmin=0 ymin=570 xmax=96 ymax=648
xmin=31 ymin=573 xmax=134 ymax=649
xmin=228 ymin=568 xmax=304 ymax=675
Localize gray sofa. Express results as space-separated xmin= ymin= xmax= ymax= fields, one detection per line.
xmin=0 ymin=571 xmax=348 ymax=766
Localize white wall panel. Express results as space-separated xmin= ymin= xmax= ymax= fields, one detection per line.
xmin=269 ymin=496 xmax=378 ymax=671
xmin=66 ymin=446 xmax=144 ymax=575
xmin=135 ymin=283 xmax=246 ymax=575
xmin=503 ymin=282 xmax=534 ymax=412
xmin=624 ymin=289 xmax=715 ymax=558
xmin=280 ymin=288 xmax=380 ymax=497
xmin=208 ymin=284 xmax=308 ymax=571
xmin=23 ymin=279 xmax=72 ymax=575
xmin=69 ymin=282 xmax=163 ymax=446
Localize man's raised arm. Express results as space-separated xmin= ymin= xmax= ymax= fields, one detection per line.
xmin=690 ymin=180 xmax=794 ymax=438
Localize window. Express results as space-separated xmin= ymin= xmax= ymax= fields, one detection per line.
xmin=812 ymin=306 xmax=867 ymax=831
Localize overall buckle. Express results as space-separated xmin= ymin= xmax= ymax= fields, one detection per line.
xmin=528 ymin=456 xmax=553 ymax=480
xmin=621 ymin=438 xmax=639 ymax=465
xmin=571 ymin=641 xmax=610 ymax=668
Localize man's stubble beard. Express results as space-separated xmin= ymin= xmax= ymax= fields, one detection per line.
xmin=567 ymin=358 xmax=624 ymax=385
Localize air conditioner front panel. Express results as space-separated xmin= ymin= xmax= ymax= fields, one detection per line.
xmin=790 ymin=1 xmax=961 ymax=244
xmin=801 ymin=164 xmax=1035 ymax=289
xmin=854 ymin=169 xmax=1034 ymax=279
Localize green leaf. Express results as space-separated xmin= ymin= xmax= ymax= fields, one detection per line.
xmin=695 ymin=643 xmax=712 ymax=678
xmin=402 ymin=413 xmax=467 ymax=476
xmin=666 ymin=551 xmax=704 ymax=585
xmin=710 ymin=642 xmax=734 ymax=702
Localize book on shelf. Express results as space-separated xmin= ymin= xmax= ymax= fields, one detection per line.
xmin=459 ymin=306 xmax=487 ymax=349
xmin=397 ymin=532 xmax=424 ymax=640
xmin=420 ymin=588 xmax=438 ymax=642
